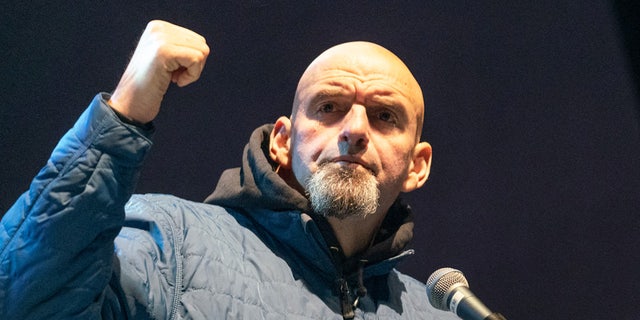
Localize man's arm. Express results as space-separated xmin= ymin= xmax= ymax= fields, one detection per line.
xmin=0 ymin=21 xmax=209 ymax=319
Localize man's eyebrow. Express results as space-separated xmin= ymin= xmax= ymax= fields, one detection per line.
xmin=367 ymin=92 xmax=407 ymax=108
xmin=309 ymin=86 xmax=351 ymax=103
xmin=367 ymin=94 xmax=412 ymax=117
xmin=369 ymin=101 xmax=409 ymax=117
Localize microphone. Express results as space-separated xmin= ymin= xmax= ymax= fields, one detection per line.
xmin=426 ymin=268 xmax=507 ymax=320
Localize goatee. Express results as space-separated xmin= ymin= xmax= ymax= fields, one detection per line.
xmin=305 ymin=162 xmax=379 ymax=219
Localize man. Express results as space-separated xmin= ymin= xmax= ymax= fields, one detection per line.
xmin=0 ymin=21 xmax=456 ymax=319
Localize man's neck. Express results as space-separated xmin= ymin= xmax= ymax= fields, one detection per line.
xmin=326 ymin=213 xmax=386 ymax=258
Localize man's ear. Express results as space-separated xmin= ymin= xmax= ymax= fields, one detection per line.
xmin=269 ymin=116 xmax=292 ymax=169
xmin=401 ymin=142 xmax=432 ymax=192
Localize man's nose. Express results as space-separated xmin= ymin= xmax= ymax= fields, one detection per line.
xmin=339 ymin=105 xmax=370 ymax=154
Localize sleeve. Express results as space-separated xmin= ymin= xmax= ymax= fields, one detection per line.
xmin=0 ymin=93 xmax=154 ymax=319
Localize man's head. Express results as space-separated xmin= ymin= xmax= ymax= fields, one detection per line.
xmin=270 ymin=41 xmax=432 ymax=219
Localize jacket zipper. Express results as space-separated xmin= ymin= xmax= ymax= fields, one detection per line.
xmin=337 ymin=277 xmax=355 ymax=319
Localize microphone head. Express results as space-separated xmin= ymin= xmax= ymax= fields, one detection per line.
xmin=426 ymin=267 xmax=469 ymax=310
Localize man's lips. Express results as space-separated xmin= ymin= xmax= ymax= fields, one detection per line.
xmin=330 ymin=156 xmax=376 ymax=174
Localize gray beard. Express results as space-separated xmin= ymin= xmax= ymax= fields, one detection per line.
xmin=305 ymin=162 xmax=380 ymax=219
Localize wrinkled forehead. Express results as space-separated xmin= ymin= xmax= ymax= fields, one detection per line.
xmin=293 ymin=42 xmax=425 ymax=135
xmin=297 ymin=42 xmax=422 ymax=105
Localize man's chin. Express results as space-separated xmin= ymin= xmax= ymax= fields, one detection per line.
xmin=305 ymin=161 xmax=380 ymax=219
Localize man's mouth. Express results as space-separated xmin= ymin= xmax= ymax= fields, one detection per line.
xmin=335 ymin=161 xmax=363 ymax=169
xmin=329 ymin=157 xmax=376 ymax=175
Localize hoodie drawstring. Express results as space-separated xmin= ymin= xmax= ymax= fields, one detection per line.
xmin=329 ymin=247 xmax=371 ymax=320
xmin=352 ymin=260 xmax=368 ymax=311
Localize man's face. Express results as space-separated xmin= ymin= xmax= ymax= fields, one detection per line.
xmin=288 ymin=42 xmax=427 ymax=217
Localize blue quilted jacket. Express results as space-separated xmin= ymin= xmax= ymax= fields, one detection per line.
xmin=0 ymin=94 xmax=456 ymax=320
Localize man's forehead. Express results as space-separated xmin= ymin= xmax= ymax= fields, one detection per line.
xmin=293 ymin=42 xmax=425 ymax=136
xmin=304 ymin=79 xmax=411 ymax=105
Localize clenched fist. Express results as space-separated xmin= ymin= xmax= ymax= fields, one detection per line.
xmin=108 ymin=20 xmax=210 ymax=124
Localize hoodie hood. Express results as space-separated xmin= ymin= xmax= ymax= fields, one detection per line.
xmin=204 ymin=124 xmax=310 ymax=212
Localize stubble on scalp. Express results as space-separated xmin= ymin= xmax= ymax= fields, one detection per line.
xmin=305 ymin=162 xmax=380 ymax=219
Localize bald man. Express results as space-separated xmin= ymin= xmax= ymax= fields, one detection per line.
xmin=1 ymin=21 xmax=455 ymax=320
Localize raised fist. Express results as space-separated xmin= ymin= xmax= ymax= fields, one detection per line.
xmin=108 ymin=20 xmax=210 ymax=124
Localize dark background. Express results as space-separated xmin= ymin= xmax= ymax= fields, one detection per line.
xmin=2 ymin=1 xmax=639 ymax=319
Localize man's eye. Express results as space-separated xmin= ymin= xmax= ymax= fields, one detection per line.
xmin=377 ymin=110 xmax=395 ymax=123
xmin=320 ymin=103 xmax=335 ymax=113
